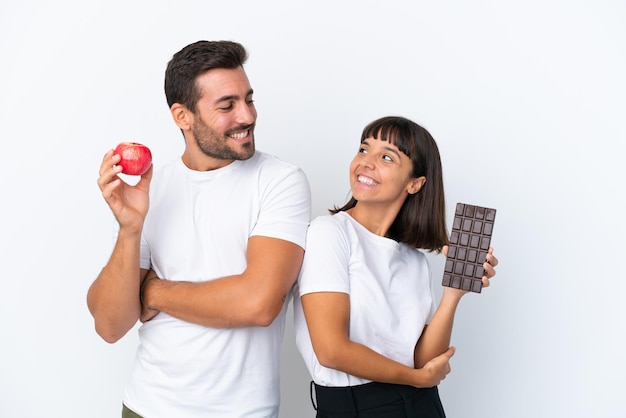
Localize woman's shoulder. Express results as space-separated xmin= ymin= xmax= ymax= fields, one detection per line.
xmin=307 ymin=212 xmax=354 ymax=240
xmin=310 ymin=212 xmax=352 ymax=230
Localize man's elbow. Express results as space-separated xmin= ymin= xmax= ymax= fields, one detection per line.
xmin=248 ymin=298 xmax=285 ymax=327
xmin=94 ymin=321 xmax=129 ymax=344
xmin=253 ymin=314 xmax=276 ymax=328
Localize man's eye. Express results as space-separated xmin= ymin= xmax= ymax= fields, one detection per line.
xmin=358 ymin=147 xmax=367 ymax=154
xmin=383 ymin=155 xmax=393 ymax=162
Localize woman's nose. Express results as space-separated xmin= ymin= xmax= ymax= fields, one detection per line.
xmin=359 ymin=154 xmax=375 ymax=169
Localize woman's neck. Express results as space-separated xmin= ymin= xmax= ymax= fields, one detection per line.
xmin=347 ymin=203 xmax=400 ymax=237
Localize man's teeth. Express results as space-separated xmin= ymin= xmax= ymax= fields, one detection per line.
xmin=358 ymin=175 xmax=377 ymax=186
xmin=230 ymin=131 xmax=248 ymax=140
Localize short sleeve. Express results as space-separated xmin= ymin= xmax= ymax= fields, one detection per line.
xmin=298 ymin=215 xmax=351 ymax=296
xmin=251 ymin=164 xmax=311 ymax=249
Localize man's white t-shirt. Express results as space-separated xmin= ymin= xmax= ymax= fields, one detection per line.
xmin=123 ymin=151 xmax=311 ymax=417
xmin=294 ymin=211 xmax=435 ymax=387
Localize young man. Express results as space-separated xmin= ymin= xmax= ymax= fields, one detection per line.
xmin=87 ymin=40 xmax=311 ymax=418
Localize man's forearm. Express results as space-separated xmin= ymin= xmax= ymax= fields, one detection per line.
xmin=87 ymin=228 xmax=145 ymax=343
xmin=141 ymin=236 xmax=304 ymax=329
xmin=143 ymin=274 xmax=289 ymax=328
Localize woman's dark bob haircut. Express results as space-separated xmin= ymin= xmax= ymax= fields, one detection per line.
xmin=331 ymin=116 xmax=449 ymax=251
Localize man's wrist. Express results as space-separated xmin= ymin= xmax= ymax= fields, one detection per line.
xmin=140 ymin=276 xmax=159 ymax=311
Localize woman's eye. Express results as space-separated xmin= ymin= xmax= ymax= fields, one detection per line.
xmin=358 ymin=147 xmax=367 ymax=154
xmin=383 ymin=154 xmax=393 ymax=162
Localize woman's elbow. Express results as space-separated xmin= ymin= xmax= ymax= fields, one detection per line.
xmin=313 ymin=344 xmax=344 ymax=369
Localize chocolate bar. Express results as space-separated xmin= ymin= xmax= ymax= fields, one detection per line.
xmin=442 ymin=203 xmax=496 ymax=293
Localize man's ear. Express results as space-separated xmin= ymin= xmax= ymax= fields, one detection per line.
xmin=170 ymin=103 xmax=192 ymax=131
xmin=408 ymin=176 xmax=427 ymax=194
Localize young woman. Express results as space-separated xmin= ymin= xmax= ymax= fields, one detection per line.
xmin=293 ymin=116 xmax=498 ymax=417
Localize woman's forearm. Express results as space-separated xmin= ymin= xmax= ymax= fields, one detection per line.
xmin=414 ymin=291 xmax=462 ymax=367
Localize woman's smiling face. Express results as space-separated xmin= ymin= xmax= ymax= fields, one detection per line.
xmin=349 ymin=137 xmax=420 ymax=208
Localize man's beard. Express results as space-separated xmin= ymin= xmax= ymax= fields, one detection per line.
xmin=191 ymin=117 xmax=255 ymax=161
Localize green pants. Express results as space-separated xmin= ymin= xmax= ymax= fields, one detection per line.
xmin=122 ymin=404 xmax=142 ymax=418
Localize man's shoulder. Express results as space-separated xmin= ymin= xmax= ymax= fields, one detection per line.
xmin=153 ymin=156 xmax=181 ymax=173
xmin=250 ymin=151 xmax=301 ymax=171
xmin=247 ymin=151 xmax=309 ymax=183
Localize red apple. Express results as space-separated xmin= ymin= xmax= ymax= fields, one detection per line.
xmin=114 ymin=142 xmax=152 ymax=176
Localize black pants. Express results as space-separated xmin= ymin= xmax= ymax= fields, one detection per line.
xmin=312 ymin=381 xmax=446 ymax=418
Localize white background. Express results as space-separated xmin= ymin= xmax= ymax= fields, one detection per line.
xmin=1 ymin=1 xmax=625 ymax=417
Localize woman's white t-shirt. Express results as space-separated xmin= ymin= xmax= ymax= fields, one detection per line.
xmin=294 ymin=211 xmax=436 ymax=387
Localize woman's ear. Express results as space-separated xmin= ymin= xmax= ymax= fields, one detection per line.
xmin=407 ymin=176 xmax=427 ymax=194
xmin=170 ymin=103 xmax=192 ymax=131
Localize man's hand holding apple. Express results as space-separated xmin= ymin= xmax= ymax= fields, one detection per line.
xmin=97 ymin=143 xmax=153 ymax=232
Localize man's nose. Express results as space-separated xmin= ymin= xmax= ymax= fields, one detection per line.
xmin=235 ymin=102 xmax=256 ymax=125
